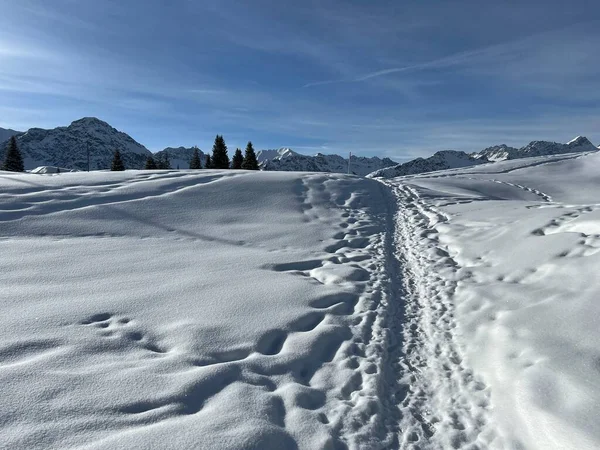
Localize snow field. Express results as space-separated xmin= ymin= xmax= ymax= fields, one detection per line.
xmin=0 ymin=170 xmax=390 ymax=449
xmin=388 ymin=151 xmax=600 ymax=450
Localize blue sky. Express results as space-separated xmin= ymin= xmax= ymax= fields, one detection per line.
xmin=1 ymin=0 xmax=599 ymax=161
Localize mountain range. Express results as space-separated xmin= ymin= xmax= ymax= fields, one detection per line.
xmin=1 ymin=118 xmax=598 ymax=176
xmin=369 ymin=136 xmax=598 ymax=178
xmin=257 ymin=148 xmax=398 ymax=176
xmin=0 ymin=127 xmax=22 ymax=144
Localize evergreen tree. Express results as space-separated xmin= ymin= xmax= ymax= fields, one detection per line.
xmin=241 ymin=141 xmax=259 ymax=170
xmin=56 ymin=167 xmax=60 ymax=174
xmin=144 ymin=155 xmax=157 ymax=169
xmin=211 ymin=135 xmax=230 ymax=169
xmin=2 ymin=136 xmax=25 ymax=172
xmin=189 ymin=146 xmax=202 ymax=169
xmin=111 ymin=149 xmax=125 ymax=171
xmin=157 ymin=152 xmax=171 ymax=170
xmin=204 ymin=154 xmax=212 ymax=169
xmin=232 ymin=148 xmax=243 ymax=169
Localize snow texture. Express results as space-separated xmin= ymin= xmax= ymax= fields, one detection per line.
xmin=0 ymin=169 xmax=394 ymax=449
xmin=383 ymin=149 xmax=600 ymax=449
xmin=1 ymin=148 xmax=599 ymax=450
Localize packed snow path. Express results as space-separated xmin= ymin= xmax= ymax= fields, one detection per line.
xmin=379 ymin=150 xmax=600 ymax=450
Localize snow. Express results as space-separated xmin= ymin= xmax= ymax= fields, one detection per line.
xmin=0 ymin=169 xmax=393 ymax=449
xmin=30 ymin=166 xmax=79 ymax=174
xmin=383 ymin=149 xmax=600 ymax=449
xmin=2 ymin=148 xmax=600 ymax=449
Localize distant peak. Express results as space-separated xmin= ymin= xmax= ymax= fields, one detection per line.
xmin=70 ymin=117 xmax=111 ymax=128
xmin=566 ymin=135 xmax=592 ymax=146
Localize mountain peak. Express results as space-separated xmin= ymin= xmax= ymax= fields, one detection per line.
xmin=566 ymin=136 xmax=594 ymax=147
xmin=69 ymin=117 xmax=111 ymax=128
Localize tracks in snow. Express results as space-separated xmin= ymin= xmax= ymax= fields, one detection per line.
xmin=380 ymin=181 xmax=494 ymax=450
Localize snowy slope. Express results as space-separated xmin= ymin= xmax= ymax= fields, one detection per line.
xmin=369 ymin=150 xmax=487 ymax=178
xmin=0 ymin=169 xmax=394 ymax=450
xmin=0 ymin=118 xmax=152 ymax=170
xmin=473 ymin=136 xmax=596 ymax=161
xmin=0 ymin=127 xmax=22 ymax=144
xmin=153 ymin=147 xmax=206 ymax=169
xmin=384 ymin=149 xmax=600 ymax=449
xmin=261 ymin=151 xmax=398 ymax=176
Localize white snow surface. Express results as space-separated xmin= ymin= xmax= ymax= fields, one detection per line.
xmin=383 ymin=149 xmax=600 ymax=449
xmin=2 ymin=150 xmax=600 ymax=450
xmin=0 ymin=169 xmax=393 ymax=450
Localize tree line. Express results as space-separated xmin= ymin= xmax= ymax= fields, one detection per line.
xmin=136 ymin=135 xmax=259 ymax=172
xmin=1 ymin=134 xmax=260 ymax=172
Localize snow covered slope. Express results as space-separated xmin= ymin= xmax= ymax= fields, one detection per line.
xmin=0 ymin=169 xmax=395 ymax=450
xmin=261 ymin=150 xmax=397 ymax=176
xmin=473 ymin=136 xmax=596 ymax=161
xmin=0 ymin=127 xmax=22 ymax=144
xmin=0 ymin=118 xmax=152 ymax=170
xmin=369 ymin=150 xmax=487 ymax=179
xmin=153 ymin=146 xmax=206 ymax=169
xmin=385 ymin=149 xmax=600 ymax=449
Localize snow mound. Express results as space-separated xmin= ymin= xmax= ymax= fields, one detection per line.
xmin=30 ymin=166 xmax=79 ymax=174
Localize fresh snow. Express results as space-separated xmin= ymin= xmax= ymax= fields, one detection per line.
xmin=1 ymin=149 xmax=600 ymax=449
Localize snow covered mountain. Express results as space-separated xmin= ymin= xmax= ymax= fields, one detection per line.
xmin=471 ymin=144 xmax=520 ymax=162
xmin=0 ymin=118 xmax=152 ymax=170
xmin=0 ymin=127 xmax=22 ymax=144
xmin=153 ymin=146 xmax=206 ymax=169
xmin=259 ymin=149 xmax=397 ymax=176
xmin=256 ymin=148 xmax=299 ymax=164
xmin=473 ymin=136 xmax=597 ymax=161
xmin=368 ymin=150 xmax=487 ymax=179
xmin=370 ymin=136 xmax=598 ymax=179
